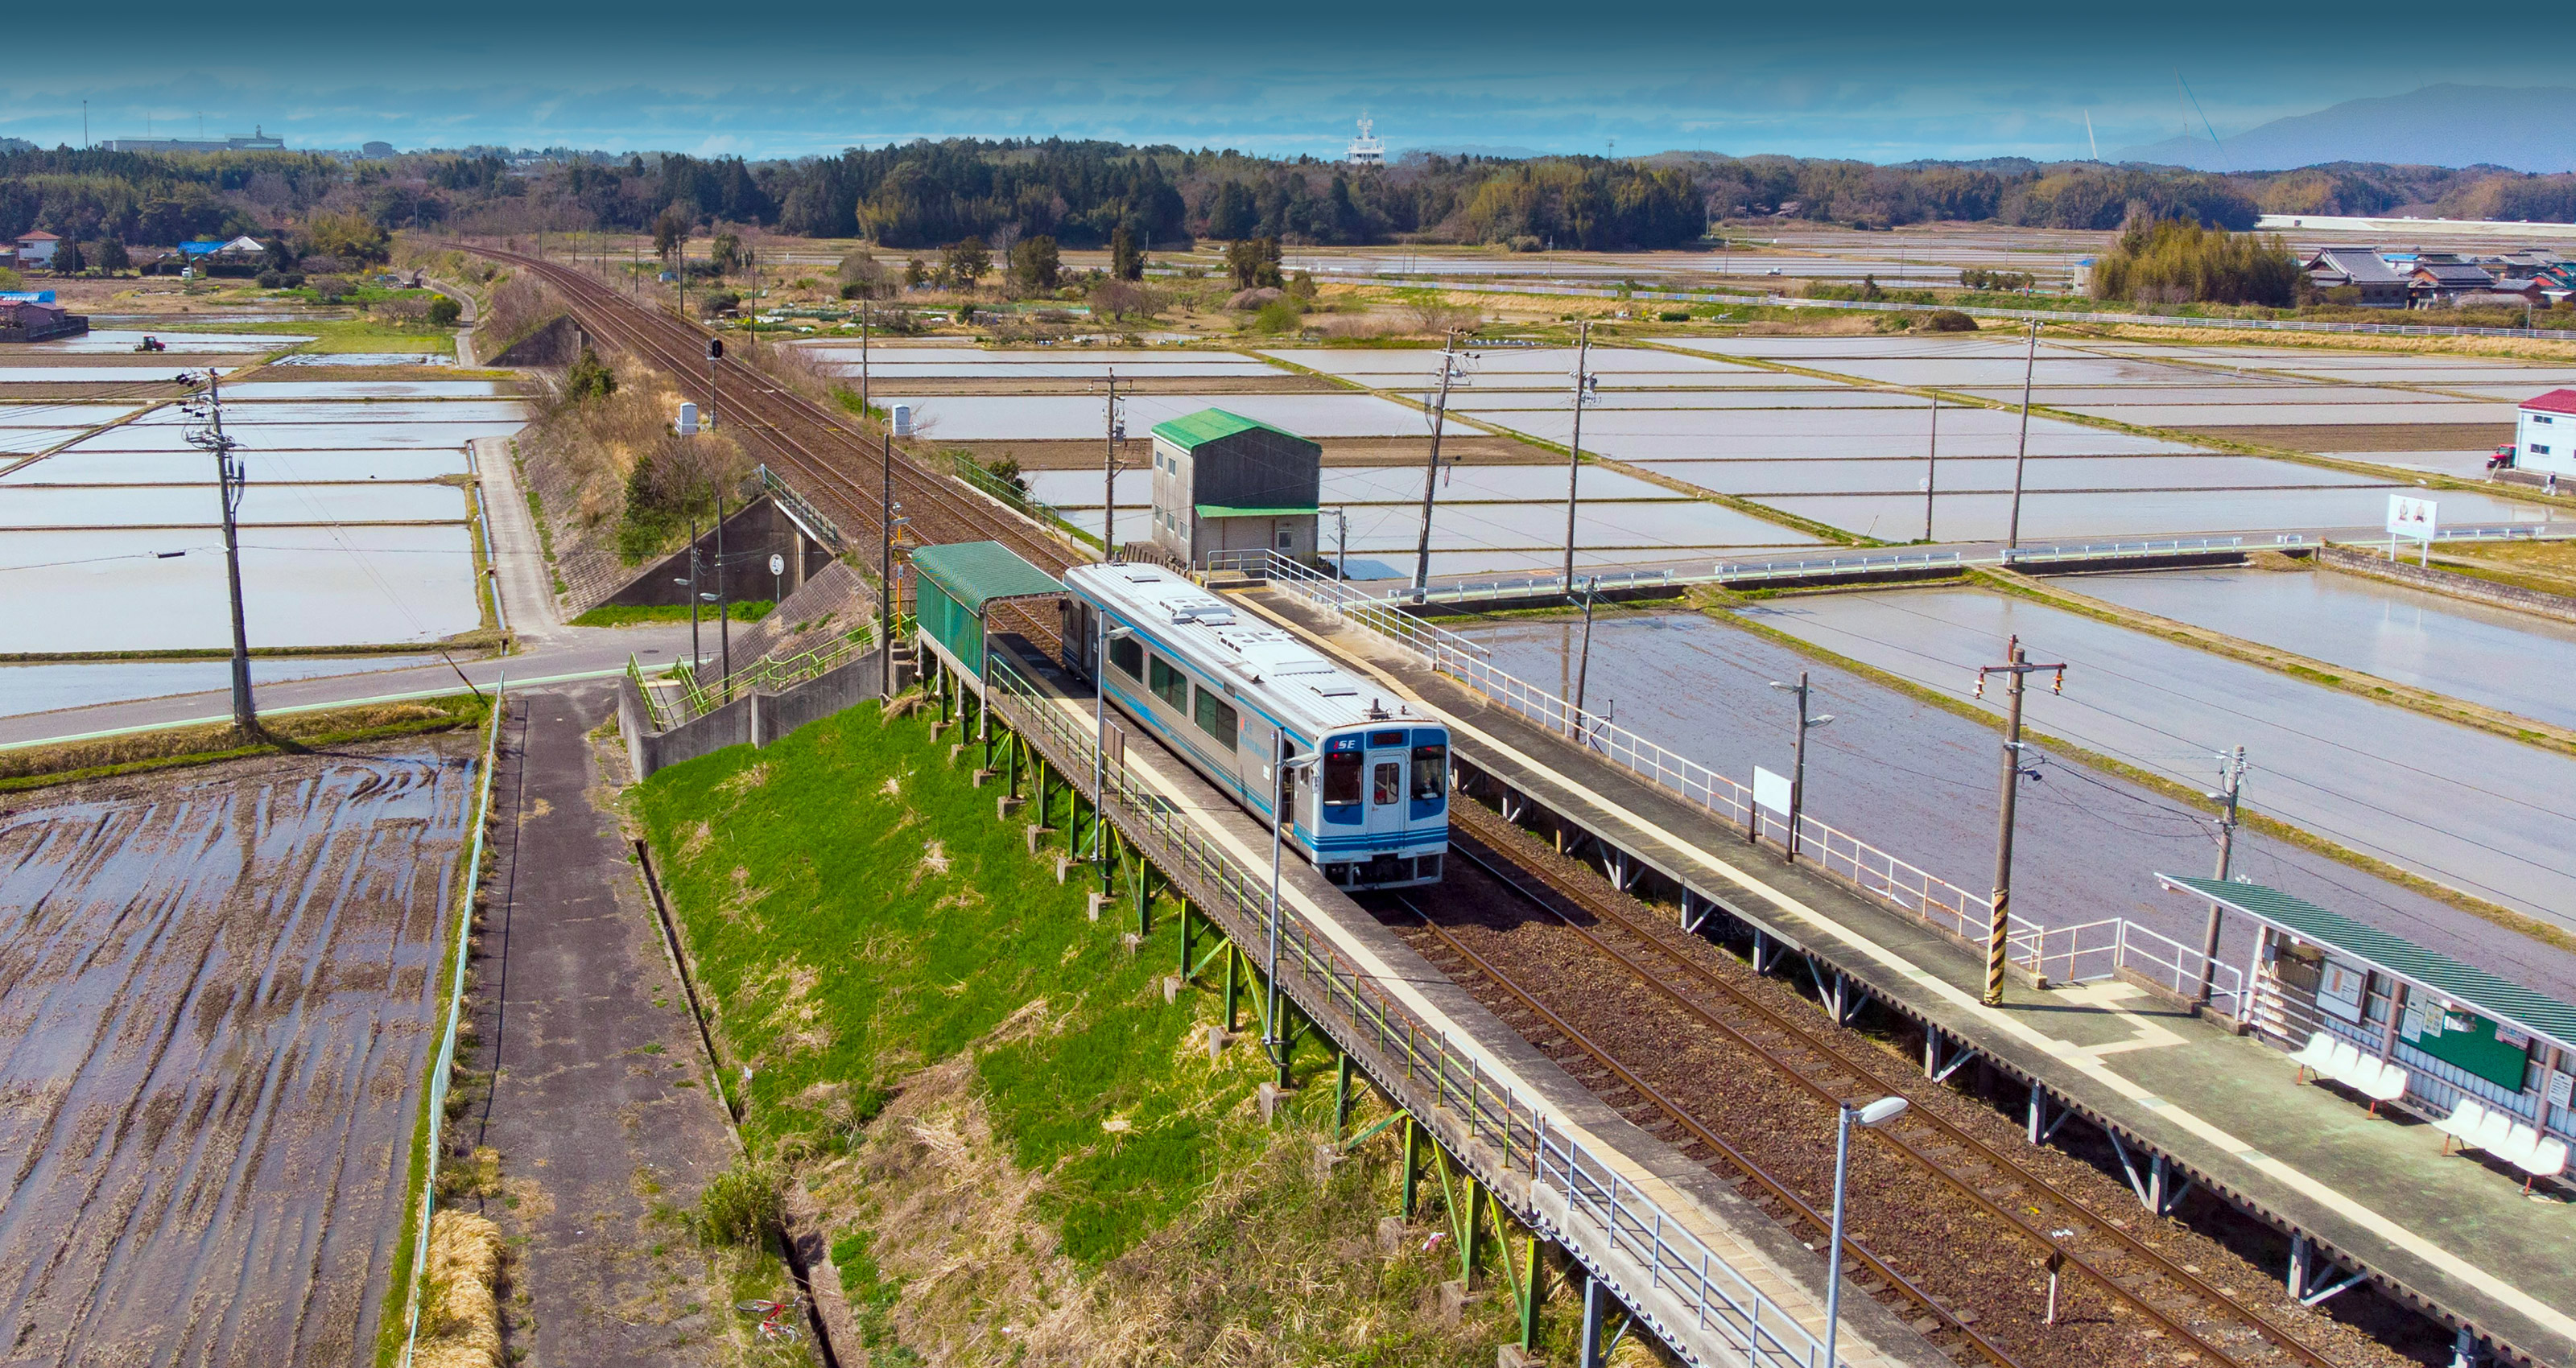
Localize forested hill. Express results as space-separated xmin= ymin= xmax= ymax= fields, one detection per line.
xmin=8 ymin=138 xmax=2576 ymax=252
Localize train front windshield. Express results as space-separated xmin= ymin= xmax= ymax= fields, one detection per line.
xmin=1410 ymin=740 xmax=1447 ymax=801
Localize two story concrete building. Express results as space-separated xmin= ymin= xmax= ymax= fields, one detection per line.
xmin=1146 ymin=407 xmax=1320 ymax=567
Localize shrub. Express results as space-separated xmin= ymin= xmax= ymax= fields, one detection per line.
xmin=426 ymin=295 xmax=463 ymax=327
xmin=698 ymin=290 xmax=741 ymax=317
xmin=565 ymin=347 xmax=617 ymax=402
xmin=1251 ymin=298 xmax=1303 ymax=333
xmin=1921 ymin=309 xmax=1978 ymax=332
xmin=1959 ymin=268 xmax=2036 ymax=292
xmin=256 ymin=270 xmax=283 ymax=290
xmin=696 ymin=1157 xmax=783 ymax=1247
xmin=1657 ymin=311 xmax=1690 ymax=322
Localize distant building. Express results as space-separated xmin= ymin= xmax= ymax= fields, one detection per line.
xmin=361 ymin=141 xmax=395 ymax=159
xmin=13 ymin=231 xmax=60 ymax=267
xmin=2302 ymin=248 xmax=2408 ymax=307
xmin=1148 ymin=408 xmax=1320 ymax=567
xmin=2409 ymin=262 xmax=2497 ymax=306
xmin=1347 ymin=116 xmax=1385 ymax=169
xmin=0 ymin=298 xmax=89 ymax=343
xmin=100 ymin=125 xmax=286 ymax=154
xmin=2516 ymin=390 xmax=2576 ymax=479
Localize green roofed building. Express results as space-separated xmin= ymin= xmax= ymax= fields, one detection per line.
xmin=910 ymin=540 xmax=1064 ymax=681
xmin=1146 ymin=407 xmax=1320 ymax=568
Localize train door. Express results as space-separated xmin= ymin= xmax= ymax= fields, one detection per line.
xmin=1363 ymin=727 xmax=1410 ymax=846
xmin=1063 ymin=596 xmax=1096 ymax=678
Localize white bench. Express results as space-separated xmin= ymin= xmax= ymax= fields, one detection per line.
xmin=2434 ymin=1097 xmax=2572 ymax=1192
xmin=2290 ymin=1032 xmax=2411 ymax=1115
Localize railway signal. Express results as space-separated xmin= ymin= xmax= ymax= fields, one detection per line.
xmin=1975 ymin=634 xmax=2066 ymax=1006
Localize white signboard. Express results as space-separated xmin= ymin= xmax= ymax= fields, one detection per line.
xmin=2387 ymin=494 xmax=2437 ymax=565
xmin=1752 ymin=765 xmax=1793 ymax=816
xmin=2386 ymin=494 xmax=2437 ymax=540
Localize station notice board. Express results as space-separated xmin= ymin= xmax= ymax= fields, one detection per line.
xmin=2409 ymin=1009 xmax=2533 ymax=1091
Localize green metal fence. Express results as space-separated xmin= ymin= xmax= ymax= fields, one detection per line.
xmin=627 ymin=620 xmax=896 ymax=734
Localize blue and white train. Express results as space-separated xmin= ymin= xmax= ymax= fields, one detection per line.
xmin=1062 ymin=563 xmax=1447 ymax=890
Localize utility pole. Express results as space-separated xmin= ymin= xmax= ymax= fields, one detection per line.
xmin=1331 ymin=507 xmax=1349 ymax=579
xmin=1766 ymin=671 xmax=1835 ymax=862
xmin=182 ymin=370 xmax=256 ymax=735
xmin=716 ymin=486 xmax=732 ymax=685
xmin=2196 ymin=746 xmax=2248 ymax=1007
xmin=1570 ymin=575 xmax=1600 ymax=742
xmin=1561 ymin=319 xmax=1598 ymax=591
xmin=880 ymin=433 xmax=903 ymax=702
xmin=1411 ymin=331 xmax=1472 ymax=600
xmin=1922 ymin=394 xmax=1939 ymax=543
xmin=858 ymin=300 xmax=871 ymax=414
xmin=685 ymin=521 xmax=703 ymax=667
xmin=2005 ymin=320 xmax=2037 ymax=553
xmin=1100 ymin=368 xmax=1126 ymax=561
xmin=1975 ymin=634 xmax=2066 ymax=1006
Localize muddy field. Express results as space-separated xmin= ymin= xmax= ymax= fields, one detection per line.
xmin=0 ymin=736 xmax=479 ymax=1366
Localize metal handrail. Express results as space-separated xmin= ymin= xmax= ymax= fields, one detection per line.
xmin=629 ymin=618 xmax=895 ymax=733
xmin=758 ymin=463 xmax=846 ymax=550
xmin=976 ymin=648 xmax=1836 ymax=1367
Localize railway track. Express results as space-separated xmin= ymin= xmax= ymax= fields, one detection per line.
xmin=1390 ymin=805 xmax=2356 ymax=1368
xmin=469 ymin=247 xmax=2375 ymax=1368
xmin=470 ymin=247 xmax=1081 ymax=643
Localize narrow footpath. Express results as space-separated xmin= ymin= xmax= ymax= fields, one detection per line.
xmin=464 ymin=681 xmax=741 ymax=1366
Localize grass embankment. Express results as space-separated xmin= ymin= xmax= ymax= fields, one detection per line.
xmin=633 ymin=701 xmax=1548 ymax=1366
xmin=0 ymin=692 xmax=492 ymax=793
xmin=572 ymin=600 xmax=774 ymax=628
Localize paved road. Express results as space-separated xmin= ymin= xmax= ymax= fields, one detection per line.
xmin=1748 ymin=588 xmax=2576 ymax=932
xmin=462 ymin=681 xmax=737 ymax=1366
xmin=0 ymin=625 xmax=696 ymax=748
xmin=1459 ymin=608 xmax=2576 ymax=1005
xmin=475 ymin=434 xmax=569 ymax=643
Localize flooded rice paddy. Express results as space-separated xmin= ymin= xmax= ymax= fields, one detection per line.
xmin=1 ymin=357 xmax=504 ymax=653
xmin=0 ymin=739 xmax=477 ymax=1366
xmin=2071 ymin=566 xmax=2576 ymax=732
xmin=1746 ymin=587 xmax=2576 ymax=928
xmin=1453 ymin=608 xmax=2576 ymax=1002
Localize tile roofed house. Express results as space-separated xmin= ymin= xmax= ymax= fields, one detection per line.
xmin=2409 ymin=262 xmax=2498 ymax=305
xmin=1147 ymin=407 xmax=1321 ymax=568
xmin=2303 ymin=247 xmax=2408 ymax=307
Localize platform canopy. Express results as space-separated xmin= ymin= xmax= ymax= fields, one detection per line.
xmin=909 ymin=540 xmax=1063 ymax=680
xmin=2162 ymin=874 xmax=2576 ymax=1059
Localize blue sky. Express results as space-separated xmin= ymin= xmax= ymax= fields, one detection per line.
xmin=2 ymin=3 xmax=2556 ymax=163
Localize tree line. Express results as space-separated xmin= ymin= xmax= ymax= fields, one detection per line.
xmin=15 ymin=137 xmax=2576 ymax=257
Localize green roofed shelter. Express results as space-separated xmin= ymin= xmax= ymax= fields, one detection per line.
xmin=910 ymin=540 xmax=1064 ymax=680
xmin=2162 ymin=874 xmax=2576 ymax=1095
xmin=1149 ymin=406 xmax=1321 ymax=568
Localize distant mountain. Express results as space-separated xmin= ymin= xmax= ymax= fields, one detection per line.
xmin=2117 ymin=85 xmax=2576 ymax=173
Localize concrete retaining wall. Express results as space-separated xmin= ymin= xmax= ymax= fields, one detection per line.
xmin=621 ymin=646 xmax=887 ymax=778
xmin=2318 ymin=544 xmax=2576 ymax=624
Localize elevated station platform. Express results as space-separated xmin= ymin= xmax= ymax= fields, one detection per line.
xmin=941 ymin=624 xmax=1951 ymax=1368
xmin=1240 ymin=583 xmax=2576 ymax=1368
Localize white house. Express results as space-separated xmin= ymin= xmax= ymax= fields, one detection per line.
xmin=13 ymin=231 xmax=60 ymax=267
xmin=2516 ymin=389 xmax=2576 ymax=478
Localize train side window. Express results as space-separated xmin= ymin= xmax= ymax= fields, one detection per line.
xmin=1193 ymin=686 xmax=1238 ymax=748
xmin=1323 ymin=752 xmax=1363 ymax=804
xmin=1410 ymin=743 xmax=1447 ymax=801
xmin=1373 ymin=761 xmax=1401 ymax=806
xmin=1109 ymin=635 xmax=1143 ymax=679
xmin=1150 ymin=656 xmax=1187 ymax=709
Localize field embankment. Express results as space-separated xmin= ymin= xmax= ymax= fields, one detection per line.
xmin=632 ymin=698 xmax=1583 ymax=1366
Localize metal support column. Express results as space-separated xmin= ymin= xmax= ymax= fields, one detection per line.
xmin=1579 ymin=1272 xmax=1608 ymax=1368
xmin=1334 ymin=1051 xmax=1352 ymax=1141
xmin=1401 ymin=1115 xmax=1421 ymax=1220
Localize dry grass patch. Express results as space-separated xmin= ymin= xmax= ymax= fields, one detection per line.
xmin=411 ymin=1211 xmax=505 ymax=1368
xmin=0 ymin=694 xmax=486 ymax=791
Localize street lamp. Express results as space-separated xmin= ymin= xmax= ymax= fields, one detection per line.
xmin=1265 ymin=736 xmax=1321 ymax=1086
xmin=1766 ymin=673 xmax=1835 ymax=860
xmin=1824 ymin=1095 xmax=1910 ymax=1368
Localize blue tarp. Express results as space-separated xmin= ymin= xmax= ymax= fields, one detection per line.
xmin=0 ymin=290 xmax=56 ymax=303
